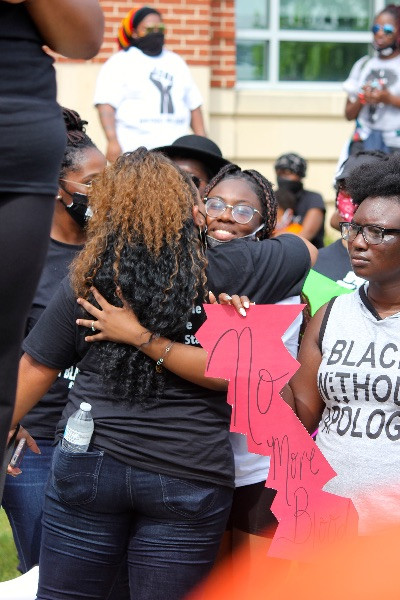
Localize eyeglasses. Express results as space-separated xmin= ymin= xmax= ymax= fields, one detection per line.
xmin=371 ymin=23 xmax=395 ymax=35
xmin=59 ymin=179 xmax=92 ymax=192
xmin=204 ymin=197 xmax=262 ymax=224
xmin=340 ymin=221 xmax=400 ymax=245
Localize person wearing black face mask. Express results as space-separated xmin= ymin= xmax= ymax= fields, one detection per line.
xmin=94 ymin=5 xmax=206 ymax=163
xmin=343 ymin=4 xmax=400 ymax=155
xmin=275 ymin=152 xmax=326 ymax=248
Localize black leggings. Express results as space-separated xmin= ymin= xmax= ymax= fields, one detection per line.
xmin=0 ymin=193 xmax=54 ymax=469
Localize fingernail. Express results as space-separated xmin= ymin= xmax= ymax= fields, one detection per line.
xmin=251 ymin=302 xmax=256 ymax=305
xmin=209 ymin=291 xmax=214 ymax=296
xmin=243 ymin=301 xmax=250 ymax=308
xmin=239 ymin=308 xmax=247 ymax=317
xmin=225 ymin=295 xmax=232 ymax=300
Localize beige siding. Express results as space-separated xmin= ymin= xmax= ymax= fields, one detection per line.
xmin=55 ymin=63 xmax=352 ymax=239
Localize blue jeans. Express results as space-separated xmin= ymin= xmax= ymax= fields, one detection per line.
xmin=37 ymin=444 xmax=233 ymax=600
xmin=2 ymin=438 xmax=54 ymax=572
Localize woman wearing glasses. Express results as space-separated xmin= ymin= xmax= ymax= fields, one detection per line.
xmin=344 ymin=4 xmax=400 ymax=154
xmin=289 ymin=152 xmax=400 ymax=535
xmin=68 ymin=162 xmax=316 ymax=573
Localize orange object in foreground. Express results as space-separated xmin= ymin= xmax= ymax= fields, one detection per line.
xmin=187 ymin=524 xmax=400 ymax=600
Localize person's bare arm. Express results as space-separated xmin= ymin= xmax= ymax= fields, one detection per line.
xmin=96 ymin=104 xmax=122 ymax=163
xmin=76 ymin=289 xmax=251 ymax=391
xmin=330 ymin=209 xmax=342 ymax=231
xmin=24 ymin=0 xmax=104 ymax=60
xmin=345 ymin=96 xmax=363 ymax=121
xmin=300 ymin=208 xmax=324 ymax=243
xmin=11 ymin=354 xmax=60 ymax=428
xmin=298 ymin=235 xmax=318 ymax=266
xmin=289 ymin=305 xmax=327 ymax=433
xmin=190 ymin=107 xmax=206 ymax=136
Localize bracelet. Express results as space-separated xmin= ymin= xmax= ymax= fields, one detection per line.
xmin=155 ymin=341 xmax=175 ymax=373
xmin=138 ymin=331 xmax=158 ymax=349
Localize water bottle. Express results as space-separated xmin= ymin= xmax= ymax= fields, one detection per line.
xmin=62 ymin=402 xmax=94 ymax=453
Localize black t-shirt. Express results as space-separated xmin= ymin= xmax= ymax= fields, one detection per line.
xmin=0 ymin=3 xmax=66 ymax=194
xmin=293 ymin=189 xmax=326 ymax=249
xmin=21 ymin=239 xmax=83 ymax=439
xmin=313 ymin=239 xmax=351 ymax=282
xmin=22 ymin=234 xmax=310 ymax=487
xmin=205 ymin=234 xmax=310 ymax=303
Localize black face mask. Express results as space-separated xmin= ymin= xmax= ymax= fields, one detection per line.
xmin=60 ymin=192 xmax=92 ymax=229
xmin=132 ymin=32 xmax=164 ymax=56
xmin=277 ymin=176 xmax=303 ymax=195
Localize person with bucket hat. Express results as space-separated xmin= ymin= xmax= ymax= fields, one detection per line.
xmin=154 ymin=134 xmax=230 ymax=196
xmin=94 ymin=6 xmax=206 ymax=162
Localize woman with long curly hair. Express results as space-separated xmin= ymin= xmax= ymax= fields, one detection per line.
xmin=10 ymin=148 xmax=234 ymax=600
xmin=70 ymin=161 xmax=317 ymax=580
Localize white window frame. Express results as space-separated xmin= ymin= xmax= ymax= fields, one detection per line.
xmin=236 ymin=0 xmax=387 ymax=89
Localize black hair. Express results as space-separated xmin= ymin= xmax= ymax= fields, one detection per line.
xmin=60 ymin=107 xmax=97 ymax=179
xmin=344 ymin=152 xmax=400 ymax=205
xmin=203 ymin=163 xmax=277 ymax=239
xmin=72 ymin=148 xmax=207 ymax=406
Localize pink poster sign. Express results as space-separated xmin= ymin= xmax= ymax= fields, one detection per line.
xmin=196 ymin=304 xmax=358 ymax=561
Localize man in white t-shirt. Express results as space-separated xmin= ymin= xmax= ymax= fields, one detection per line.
xmin=94 ymin=6 xmax=206 ymax=162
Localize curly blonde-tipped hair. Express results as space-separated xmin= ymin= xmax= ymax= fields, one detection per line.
xmin=71 ymin=148 xmax=207 ymax=404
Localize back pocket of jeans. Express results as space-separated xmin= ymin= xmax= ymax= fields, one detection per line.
xmin=52 ymin=444 xmax=104 ymax=506
xmin=160 ymin=474 xmax=218 ymax=519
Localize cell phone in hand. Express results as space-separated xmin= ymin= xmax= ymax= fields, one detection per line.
xmin=9 ymin=438 xmax=27 ymax=469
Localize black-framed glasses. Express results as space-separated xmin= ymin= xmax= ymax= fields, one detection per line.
xmin=340 ymin=221 xmax=400 ymax=245
xmin=371 ymin=23 xmax=395 ymax=35
xmin=204 ymin=196 xmax=262 ymax=225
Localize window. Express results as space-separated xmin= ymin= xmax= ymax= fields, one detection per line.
xmin=236 ymin=0 xmax=386 ymax=85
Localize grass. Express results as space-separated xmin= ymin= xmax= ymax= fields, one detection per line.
xmin=0 ymin=508 xmax=19 ymax=582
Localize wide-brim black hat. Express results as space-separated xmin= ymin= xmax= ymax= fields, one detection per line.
xmin=153 ymin=135 xmax=230 ymax=177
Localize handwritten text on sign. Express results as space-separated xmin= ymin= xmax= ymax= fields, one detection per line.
xmin=196 ymin=304 xmax=358 ymax=560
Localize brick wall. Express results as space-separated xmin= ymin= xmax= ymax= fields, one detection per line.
xmin=90 ymin=0 xmax=236 ymax=88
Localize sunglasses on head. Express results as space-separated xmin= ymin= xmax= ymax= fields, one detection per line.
xmin=371 ymin=23 xmax=396 ymax=35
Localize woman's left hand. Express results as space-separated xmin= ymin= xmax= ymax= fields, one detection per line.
xmin=209 ymin=291 xmax=252 ymax=317
xmin=76 ymin=287 xmax=151 ymax=347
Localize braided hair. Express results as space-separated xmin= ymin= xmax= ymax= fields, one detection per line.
xmin=60 ymin=107 xmax=96 ymax=179
xmin=203 ymin=163 xmax=277 ymax=239
xmin=71 ymin=147 xmax=207 ymax=405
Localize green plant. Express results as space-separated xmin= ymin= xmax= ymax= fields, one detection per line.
xmin=0 ymin=508 xmax=19 ymax=582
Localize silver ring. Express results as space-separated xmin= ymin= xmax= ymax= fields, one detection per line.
xmin=91 ymin=321 xmax=96 ymax=332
